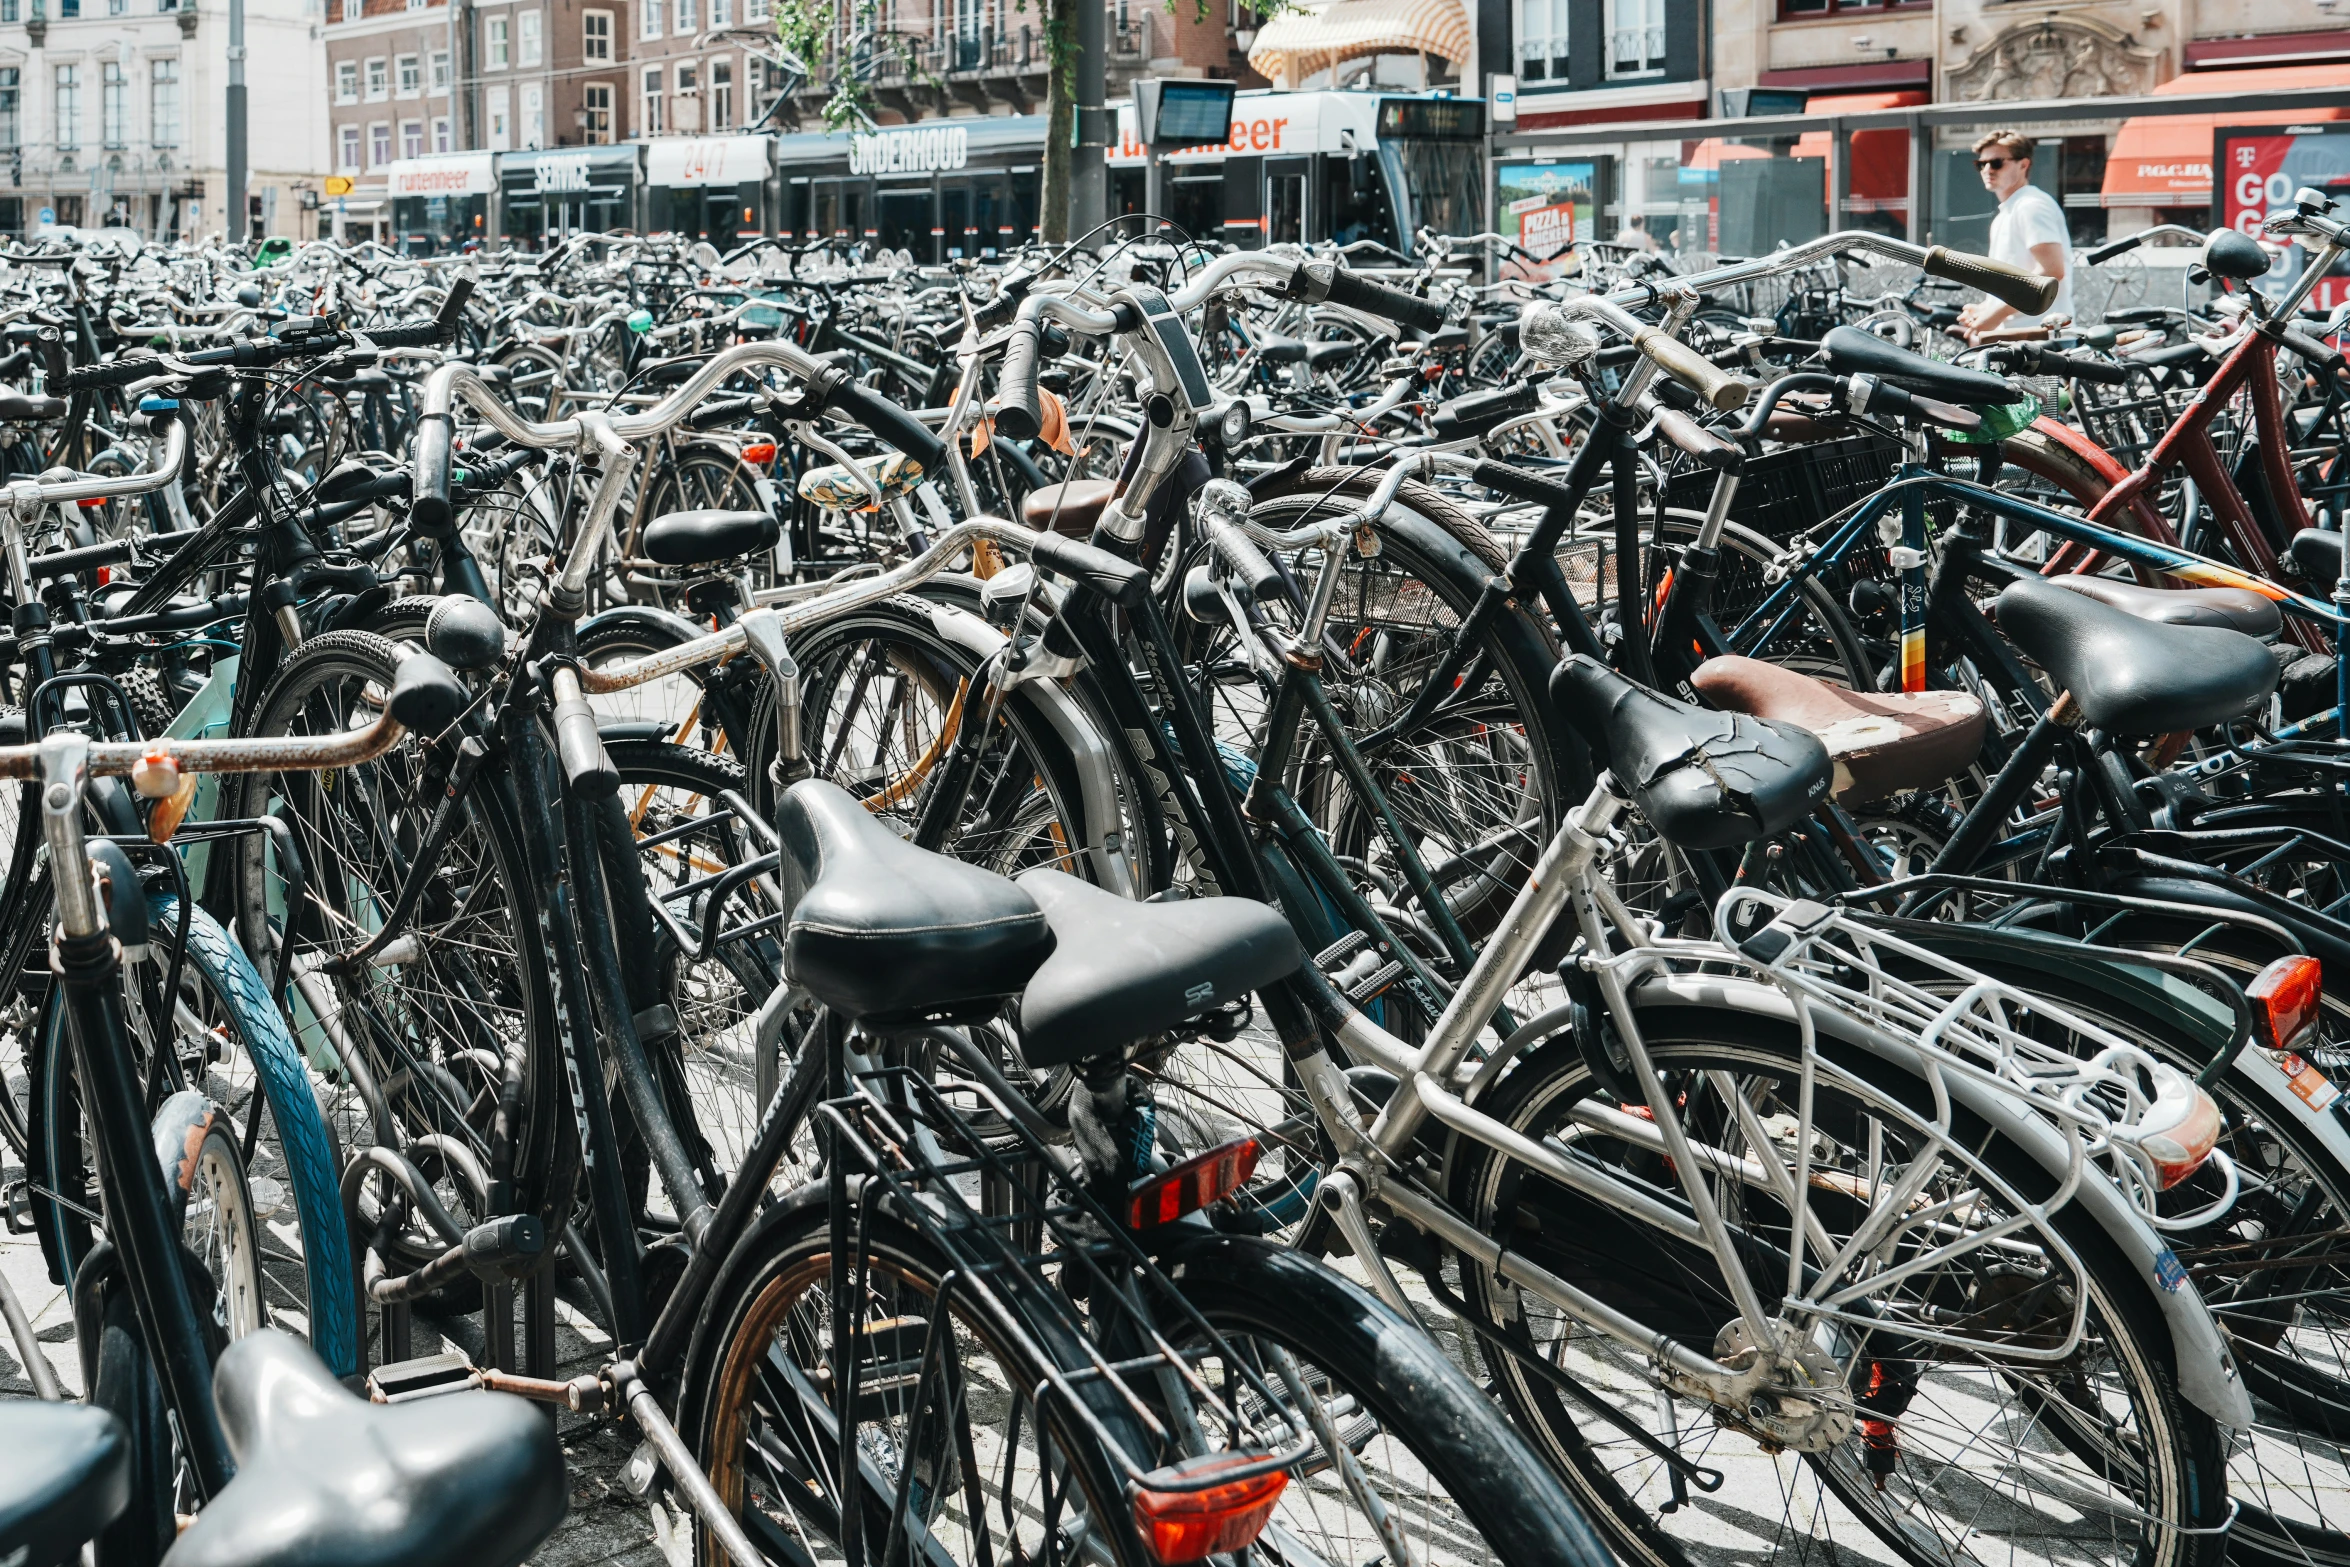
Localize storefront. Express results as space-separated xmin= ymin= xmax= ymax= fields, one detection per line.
xmin=644 ymin=134 xmax=773 ymax=242
xmin=498 ymin=145 xmax=641 ymax=248
xmin=772 ymin=117 xmax=1047 ymax=261
xmin=386 ymin=152 xmax=495 ymax=255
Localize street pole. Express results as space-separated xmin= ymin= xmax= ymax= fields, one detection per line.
xmin=227 ymin=0 xmax=247 ymax=242
xmin=1070 ymin=0 xmax=1103 ymax=241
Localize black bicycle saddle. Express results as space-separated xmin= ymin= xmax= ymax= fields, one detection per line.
xmin=2292 ymin=526 xmax=2343 ymax=585
xmin=1820 ymin=326 xmax=2017 ymax=406
xmin=161 ymin=1329 xmax=564 ymax=1567
xmin=640 ymin=507 xmax=781 ymax=567
xmin=777 ymin=779 xmax=1054 ymax=1023
xmin=0 ymin=1402 xmax=127 ymax=1567
xmin=1014 ymin=870 xmax=1304 ymax=1067
xmin=1551 ymin=655 xmax=1832 ymax=850
xmin=2047 ymin=573 xmax=2281 ymax=639
xmin=1995 ymin=576 xmax=2277 ymax=734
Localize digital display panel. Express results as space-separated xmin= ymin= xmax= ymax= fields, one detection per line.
xmin=1155 ymin=82 xmax=1239 ymax=148
xmin=1377 ymin=99 xmax=1484 ymax=141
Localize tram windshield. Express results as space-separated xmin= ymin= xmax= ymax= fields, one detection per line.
xmin=1376 ymin=98 xmax=1485 ymax=250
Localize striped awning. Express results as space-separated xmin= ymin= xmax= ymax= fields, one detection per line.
xmin=1247 ymin=0 xmax=1472 ymax=90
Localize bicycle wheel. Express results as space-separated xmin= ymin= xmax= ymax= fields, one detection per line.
xmin=222 ymin=630 xmax=576 ymax=1273
xmin=1446 ymin=1013 xmax=2230 ymax=1567
xmin=681 ymin=1190 xmax=1140 ymax=1567
xmin=1158 ymin=1230 xmax=1617 ymax=1567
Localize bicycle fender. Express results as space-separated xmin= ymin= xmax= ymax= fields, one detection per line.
xmin=1633 ymin=973 xmax=2257 ymax=1429
xmin=898 ymin=589 xmax=1139 ymax=899
xmin=577 ymin=602 xmax=712 ymax=663
xmin=149 ymin=1089 xmax=222 ymax=1218
xmin=2021 ymin=416 xmax=2173 ymax=547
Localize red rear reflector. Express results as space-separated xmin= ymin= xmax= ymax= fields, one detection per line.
xmin=2249 ymin=955 xmax=2324 ymax=1056
xmin=739 ymin=442 xmax=777 ymax=464
xmin=1132 ymin=1456 xmax=1287 ymax=1564
xmin=77 ymin=497 xmax=106 ymax=509
xmin=1127 ymin=1138 xmax=1258 ymax=1229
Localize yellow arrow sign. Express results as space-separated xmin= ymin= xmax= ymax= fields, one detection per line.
xmin=324 ymin=176 xmax=353 ymax=197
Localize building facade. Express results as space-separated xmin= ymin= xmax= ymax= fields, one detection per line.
xmin=0 ymin=0 xmax=325 ymax=240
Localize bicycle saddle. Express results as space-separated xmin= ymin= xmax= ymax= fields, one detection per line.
xmin=639 ymin=507 xmax=779 ymax=567
xmin=1820 ymin=326 xmax=2016 ymax=406
xmin=2047 ymin=573 xmax=2282 ymax=639
xmin=1014 ymin=869 xmax=1303 ymax=1067
xmin=2204 ymin=227 xmax=2274 ymax=283
xmin=1551 ymin=655 xmax=1832 ymax=849
xmin=1995 ymin=576 xmax=2278 ymax=734
xmin=161 ymin=1329 xmax=564 ymax=1567
xmin=777 ymin=779 xmax=1054 ymax=1023
xmin=0 ymin=389 xmax=65 ymax=422
xmin=2292 ymin=526 xmax=2343 ymax=585
xmin=0 ymin=1402 xmax=127 ymax=1567
xmin=1023 ymin=477 xmax=1116 ymax=538
xmin=1256 ymin=335 xmax=1356 ymax=371
xmin=1690 ymin=656 xmax=1985 ymax=806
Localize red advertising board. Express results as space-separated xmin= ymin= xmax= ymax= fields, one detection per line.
xmin=2218 ymin=125 xmax=2350 ymax=311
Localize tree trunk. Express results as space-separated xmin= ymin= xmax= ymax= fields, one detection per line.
xmin=1039 ymin=0 xmax=1074 ymax=244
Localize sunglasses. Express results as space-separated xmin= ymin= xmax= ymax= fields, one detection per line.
xmin=1975 ymin=157 xmax=2015 ymax=172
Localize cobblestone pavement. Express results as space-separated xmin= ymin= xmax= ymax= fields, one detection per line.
xmin=0 ymin=1142 xmax=672 ymax=1567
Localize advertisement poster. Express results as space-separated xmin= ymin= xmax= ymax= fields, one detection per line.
xmin=1497 ymin=161 xmax=1596 ymax=281
xmin=2218 ymin=126 xmax=2350 ymax=311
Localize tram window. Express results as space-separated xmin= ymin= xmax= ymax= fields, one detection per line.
xmin=1323 ymin=153 xmax=1398 ymax=252
xmin=1166 ymin=173 xmax=1221 ymax=248
xmin=1381 ymin=138 xmax=1481 ymax=247
xmin=942 ymin=185 xmax=969 ymax=257
xmin=1268 ymin=171 xmax=1304 ymax=244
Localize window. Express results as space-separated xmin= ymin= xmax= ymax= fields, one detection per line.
xmin=432 ymin=114 xmax=449 ymax=151
xmin=745 ymin=0 xmax=767 ymax=20
xmin=486 ymin=15 xmax=509 ymax=68
xmin=109 ymin=0 xmax=124 ymax=14
xmin=640 ymin=0 xmax=659 ymax=37
xmin=369 ymin=120 xmax=390 ymax=165
xmin=150 ymin=59 xmax=179 ymax=146
xmin=641 ymin=66 xmax=661 ymax=133
xmin=0 ymin=71 xmax=19 ymax=151
xmin=708 ymin=55 xmax=730 ymax=130
xmin=709 ymin=0 xmax=726 ymax=25
xmin=521 ymin=81 xmax=542 ymax=146
xmin=1777 ymin=0 xmax=1926 ymax=15
xmin=335 ymin=60 xmax=358 ymax=102
xmin=487 ymin=84 xmax=509 ymax=148
xmin=518 ymin=9 xmax=542 ymax=64
xmin=53 ymin=65 xmax=78 ymax=151
xmin=338 ymin=123 xmax=361 ymax=169
xmin=1518 ymin=0 xmax=1568 ymax=82
xmin=340 ymin=0 xmax=358 ymax=18
xmin=674 ymin=0 xmax=694 ymax=33
xmin=583 ymin=8 xmax=611 ymax=59
xmin=101 ymin=60 xmax=125 ymax=148
xmin=1605 ymin=0 xmax=1664 ymax=76
xmin=582 ymin=80 xmax=611 ymax=143
xmin=675 ymin=59 xmax=696 ymax=93
xmin=396 ymin=54 xmax=419 ymax=95
xmin=365 ymin=57 xmax=387 ymax=98
xmin=0 ymin=1 xmax=17 ymax=20
xmin=397 ymin=119 xmax=420 ymax=156
xmin=429 ymin=50 xmax=449 ymax=91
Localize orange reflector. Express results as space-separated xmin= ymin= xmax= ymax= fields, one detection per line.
xmin=739 ymin=442 xmax=778 ymax=464
xmin=1131 ymin=1456 xmax=1288 ymax=1564
xmin=77 ymin=497 xmax=106 ymax=509
xmin=1127 ymin=1138 xmax=1259 ymax=1229
xmin=2249 ymin=954 xmax=2324 ymax=1056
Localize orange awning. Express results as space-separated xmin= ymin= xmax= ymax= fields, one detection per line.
xmin=2103 ymin=63 xmax=2350 ymax=204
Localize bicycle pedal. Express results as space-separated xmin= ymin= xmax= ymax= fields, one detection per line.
xmin=2 ymin=1178 xmax=32 ymax=1235
xmin=367 ymin=1350 xmax=482 ymax=1404
xmin=1314 ymin=930 xmax=1371 ymax=968
xmin=621 ymin=1439 xmax=663 ymax=1500
xmin=1342 ymin=959 xmax=1406 ymax=1005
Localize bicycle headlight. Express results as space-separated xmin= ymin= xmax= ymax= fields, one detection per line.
xmin=1520 ymin=302 xmax=1600 ymax=368
xmin=1212 ymin=399 xmax=1252 ymax=448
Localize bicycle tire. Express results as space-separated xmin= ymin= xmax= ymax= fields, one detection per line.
xmin=1446 ymin=1010 xmax=2230 ymax=1567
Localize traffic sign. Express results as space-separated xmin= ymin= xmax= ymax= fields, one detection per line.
xmin=36 ymin=206 xmax=53 ymax=225
xmin=324 ymin=176 xmax=353 ymax=197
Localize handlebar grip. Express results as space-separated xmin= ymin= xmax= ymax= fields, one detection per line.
xmin=366 ymin=321 xmax=443 ymax=349
xmin=1652 ymin=406 xmax=1743 ymax=472
xmin=1318 ymin=267 xmax=1447 ymax=334
xmin=1632 ymin=326 xmax=1753 ymax=412
xmin=549 ymin=667 xmax=618 ymax=797
xmin=822 ymin=376 xmax=950 ymax=472
xmin=1922 ymin=245 xmax=2061 ymax=315
xmin=37 ymin=328 xmax=66 ymax=389
xmin=1030 ymin=531 xmax=1150 ymax=608
xmin=1201 ymin=515 xmax=1286 ymax=604
xmin=436 ymin=275 xmax=476 ymax=338
xmin=2085 ymin=235 xmax=2143 ymax=266
xmin=984 ymin=318 xmax=1046 ymax=442
xmin=1470 ymin=458 xmax=1579 ymax=513
xmin=2281 ymin=326 xmax=2348 ymax=376
xmin=2050 ymin=350 xmax=2131 ymax=386
xmin=64 ymin=356 xmax=160 ymax=392
xmin=411 ymin=409 xmax=455 ymax=535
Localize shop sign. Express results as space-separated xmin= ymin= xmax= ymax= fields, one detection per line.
xmin=849 ymin=125 xmax=969 ymax=175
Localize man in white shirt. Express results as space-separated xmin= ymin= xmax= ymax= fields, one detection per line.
xmin=1955 ymin=129 xmax=2073 ymax=342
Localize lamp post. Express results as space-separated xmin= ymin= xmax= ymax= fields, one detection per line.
xmin=227 ymin=0 xmax=247 ymax=241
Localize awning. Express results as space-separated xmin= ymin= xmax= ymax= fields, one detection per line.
xmin=385 ymin=153 xmax=495 ymax=199
xmin=645 ymin=134 xmax=772 ymax=187
xmin=1247 ymin=0 xmax=1470 ymax=91
xmin=2103 ymin=63 xmax=2350 ymax=205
